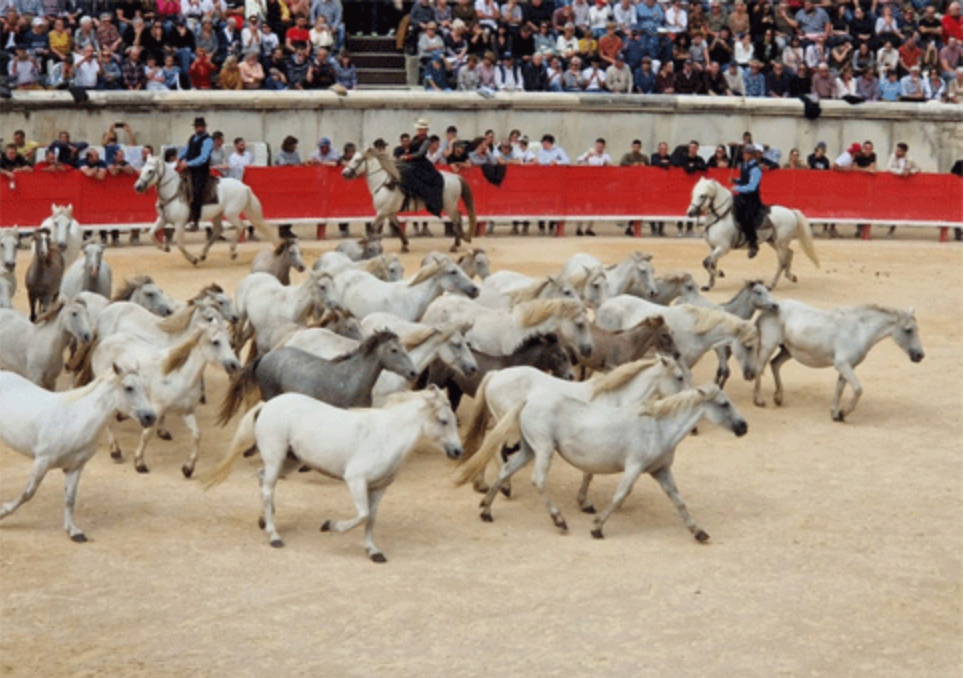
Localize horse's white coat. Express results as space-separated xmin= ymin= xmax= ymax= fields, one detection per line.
xmin=0 ymin=299 xmax=93 ymax=389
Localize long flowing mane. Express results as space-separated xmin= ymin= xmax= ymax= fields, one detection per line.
xmin=330 ymin=329 xmax=398 ymax=363
xmin=369 ymin=149 xmax=402 ymax=182
xmin=518 ymin=298 xmax=585 ymax=327
xmin=400 ymin=326 xmax=438 ymax=350
xmin=189 ymin=283 xmax=225 ymax=304
xmin=272 ymin=237 xmax=297 ymax=257
xmin=507 ymin=277 xmax=553 ymax=306
xmin=638 ymin=385 xmax=718 ymax=418
xmin=157 ymin=303 xmax=196 ymax=334
xmin=509 ymin=332 xmax=560 ymax=356
xmin=34 ymin=297 xmax=71 ymax=325
xmin=160 ymin=328 xmax=205 ymax=375
xmin=679 ymin=304 xmax=758 ymax=345
xmin=589 ymin=357 xmax=660 ymax=399
xmin=724 ymin=279 xmax=766 ymax=303
xmin=408 ymin=260 xmax=446 ymax=286
xmin=658 ymin=271 xmax=694 ymax=285
xmin=113 ymin=275 xmax=156 ymax=302
xmin=853 ymin=304 xmax=907 ymax=320
xmin=363 ymin=257 xmax=390 ymax=279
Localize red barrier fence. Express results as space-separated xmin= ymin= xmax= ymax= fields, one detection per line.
xmin=1 ymin=166 xmax=960 ymax=229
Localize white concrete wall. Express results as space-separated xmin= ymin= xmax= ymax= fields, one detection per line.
xmin=3 ymin=90 xmax=961 ymax=172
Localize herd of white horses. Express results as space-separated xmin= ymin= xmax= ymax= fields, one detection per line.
xmin=0 ymin=197 xmax=924 ymax=562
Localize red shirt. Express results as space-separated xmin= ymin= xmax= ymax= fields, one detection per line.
xmin=190 ymin=59 xmax=217 ymax=89
xmin=942 ymin=14 xmax=962 ymax=43
xmin=286 ymin=27 xmax=310 ymax=45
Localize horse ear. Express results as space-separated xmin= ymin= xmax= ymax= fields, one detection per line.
xmin=908 ymin=307 xmax=916 ymax=319
xmin=658 ymin=353 xmax=670 ymax=366
xmin=697 ymin=383 xmax=720 ymax=398
xmin=66 ymin=204 xmax=74 ymax=217
xmin=112 ymin=361 xmax=123 ymax=377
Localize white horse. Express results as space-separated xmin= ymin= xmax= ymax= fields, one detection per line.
xmin=651 ymin=272 xmax=699 ymax=306
xmin=422 ymin=249 xmax=491 ymax=280
xmin=327 ymin=259 xmax=480 ymax=321
xmin=560 ymin=252 xmax=661 ymax=307
xmin=60 ymin=242 xmax=112 ymax=300
xmin=752 ymin=301 xmax=924 ymax=421
xmin=686 ymin=177 xmax=820 ymax=291
xmin=0 ymin=363 xmax=156 ymax=541
xmin=341 ymin=148 xmax=478 ymax=253
xmin=234 ymin=270 xmax=337 ymax=353
xmin=90 ymin=323 xmax=241 ymax=476
xmin=250 ymin=237 xmax=307 ymax=286
xmin=204 ymin=387 xmax=463 ymax=562
xmin=458 ymin=384 xmax=747 ymax=541
xmin=596 ymin=296 xmax=760 ymax=385
xmin=475 ymin=272 xmax=581 ymax=310
xmin=43 ymin=204 xmax=83 ymax=268
xmin=0 ymin=298 xmax=93 ymax=389
xmin=0 ymin=227 xmax=18 ymax=308
xmin=422 ymin=296 xmax=595 ymax=360
xmin=134 ymin=155 xmax=278 ymax=266
xmin=110 ymin=276 xmax=178 ymax=317
xmin=312 ymin=251 xmax=405 ymax=282
xmin=461 ymin=355 xmax=691 ymax=494
xmin=92 ymin=296 xmax=226 ymax=349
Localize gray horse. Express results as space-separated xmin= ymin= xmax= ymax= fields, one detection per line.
xmin=250 ymin=236 xmax=307 ymax=286
xmin=219 ymin=330 xmax=418 ymax=424
xmin=336 ymin=237 xmax=383 ymax=262
xmin=60 ymin=242 xmax=112 ymax=300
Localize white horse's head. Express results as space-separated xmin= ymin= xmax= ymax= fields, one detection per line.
xmin=134 ymin=156 xmax=163 ymax=193
xmin=419 ymin=385 xmax=463 ymax=460
xmin=892 ymin=307 xmax=925 ymax=363
xmin=630 ymin=252 xmax=660 ymax=300
xmin=341 ymin=149 xmax=369 ymax=180
xmin=47 ymin=204 xmax=79 ymax=253
xmin=200 ymin=323 xmax=243 ymax=375
xmin=0 ymin=226 xmax=20 ymax=272
xmin=686 ymin=177 xmax=722 ymax=218
xmin=32 ymin=227 xmax=51 ymax=260
xmin=109 ymin=361 xmax=158 ymax=429
xmin=697 ymin=384 xmax=749 ymax=437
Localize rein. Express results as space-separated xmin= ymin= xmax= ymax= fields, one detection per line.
xmin=700 ymin=189 xmax=734 ymax=231
xmin=153 ymin=162 xmax=182 ymax=211
xmin=358 ymin=156 xmax=396 ymax=196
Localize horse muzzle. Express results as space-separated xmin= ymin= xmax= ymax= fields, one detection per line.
xmin=79 ymin=332 xmax=94 ymax=344
xmin=134 ymin=182 xmax=147 ymax=193
xmin=56 ymin=242 xmax=68 ymax=252
xmin=341 ymin=169 xmax=355 ymax=179
xmin=732 ymin=420 xmax=748 ymax=437
xmin=444 ymin=443 xmax=464 ymax=460
xmin=137 ymin=410 xmax=158 ymax=428
xmin=579 ymin=343 xmax=593 ymax=358
xmin=910 ymin=350 xmax=924 ymax=363
xmin=224 ymin=359 xmax=242 ymax=374
xmin=686 ymin=207 xmax=700 ymax=218
xmin=466 ymin=285 xmax=480 ymax=299
xmin=3 ymin=261 xmax=14 ymax=272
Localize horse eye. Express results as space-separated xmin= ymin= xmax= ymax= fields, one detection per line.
xmin=124 ymin=385 xmax=134 ymax=393
xmin=212 ymin=340 xmax=221 ymax=347
xmin=904 ymin=327 xmax=912 ymax=334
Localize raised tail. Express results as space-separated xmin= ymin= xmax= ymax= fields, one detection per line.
xmin=202 ymin=402 xmax=265 ymax=489
xmin=455 ymin=400 xmax=525 ymax=486
xmin=794 ymin=209 xmax=820 ymax=269
xmin=459 ymin=176 xmax=477 ymax=243
xmin=244 ymin=188 xmax=278 ymax=245
xmin=217 ymin=359 xmax=261 ymax=427
xmin=459 ymin=371 xmax=494 ymax=461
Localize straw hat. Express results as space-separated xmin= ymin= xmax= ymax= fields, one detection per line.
xmin=414 ymin=118 xmax=430 ymax=129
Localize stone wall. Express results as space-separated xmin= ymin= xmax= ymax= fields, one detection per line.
xmin=2 ymin=90 xmax=961 ymax=172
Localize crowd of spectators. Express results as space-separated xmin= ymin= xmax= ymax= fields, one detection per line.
xmin=404 ymin=0 xmax=962 ymax=101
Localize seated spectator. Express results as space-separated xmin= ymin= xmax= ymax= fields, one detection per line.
xmin=96 ymin=48 xmax=123 ymax=90
xmin=832 ymin=142 xmax=861 ymax=171
xmin=108 ymin=148 xmax=137 ymax=176
xmin=74 ymin=16 xmax=100 ymax=54
xmin=451 ymin=0 xmax=478 ymax=33
xmin=494 ymin=139 xmax=520 ymax=165
xmin=48 ymin=17 xmax=73 ymax=65
xmin=729 ymin=1 xmax=750 ymax=36
xmin=852 ymin=41 xmax=875 ymax=75
xmin=7 ymin=47 xmax=42 ymax=89
xmin=875 ymin=6 xmax=901 ymax=45
xmin=144 ymin=54 xmax=169 ymax=90
xmin=877 ymin=41 xmax=900 ymax=79
xmin=898 ymin=33 xmax=922 ymax=75
xmin=766 ymin=61 xmax=792 ymax=96
xmin=947 ymin=67 xmax=963 ymax=103
xmin=634 ymin=56 xmax=657 ymax=93
xmin=73 ymin=44 xmax=101 ymax=89
xmin=804 ymin=34 xmax=827 ymax=70
xmin=708 ymin=27 xmax=734 ymax=67
xmin=121 ymin=46 xmax=147 ymax=90
xmin=807 ymin=141 xmax=830 ymax=170
xmin=240 ymin=49 xmax=266 ymax=88
xmin=418 ymin=21 xmax=445 ymax=62
xmin=940 ymin=38 xmax=962 ymax=80
xmin=613 ymin=0 xmax=636 ymax=36
xmin=226 ymin=138 xmax=252 ymax=180
xmin=12 ymin=131 xmax=39 ymax=165
xmin=854 ymin=140 xmax=876 ymax=172
xmin=468 ymin=137 xmax=495 ymax=164
xmin=33 ymin=148 xmax=73 ymax=173
xmin=334 ymin=51 xmax=357 ymax=90
xmin=477 ymin=50 xmax=497 ymax=91
xmin=287 ymin=46 xmax=312 ymax=89
xmin=782 ymin=34 xmax=804 ymax=71
xmin=597 ymin=21 xmax=623 ymax=66
xmin=784 ymin=148 xmax=806 ymax=169
xmin=286 ymin=16 xmax=311 ymax=53
xmin=458 ymin=53 xmax=481 ymax=89
xmin=501 ymin=0 xmax=523 ymax=32
xmin=537 ymin=134 xmax=569 ymax=165
xmin=79 ymin=148 xmax=108 ymax=180
xmin=706 ymin=144 xmax=730 ymax=168
xmin=603 ymin=52 xmax=633 ymax=93
xmin=791 ymin=0 xmax=831 ymax=42
xmin=899 ymin=64 xmax=926 ymax=100
xmin=522 ymin=52 xmax=548 ymax=91
xmin=855 ymin=68 xmax=879 ymax=101
xmin=161 ymin=54 xmax=181 ymax=89
xmin=673 ymin=59 xmax=702 ymax=94
xmin=835 ymin=66 xmax=858 ymax=100
xmin=620 ymin=139 xmax=650 ymax=166
xmin=556 ymin=23 xmax=579 ymax=61
xmin=275 ymin=136 xmax=301 ymax=165
xmin=576 ymin=30 xmax=598 ymax=61
xmin=49 ymin=131 xmax=87 ymax=167
xmin=495 ymin=54 xmax=524 ymax=91
xmin=744 ymin=59 xmax=766 ymax=96
xmin=677 ymin=140 xmax=707 ymax=174
xmin=513 ymin=24 xmax=535 ymax=60
xmin=577 ymin=137 xmax=613 ymax=166
xmin=877 ymin=68 xmax=902 ymax=100
xmin=218 ymin=54 xmax=243 ymax=89
xmin=545 ymin=55 xmax=565 ymax=91
xmin=533 ymin=21 xmax=556 ymax=57
xmin=888 ymin=142 xmax=920 ymax=177
xmin=724 ymin=60 xmax=746 ymax=95
xmin=943 ymin=2 xmax=962 ymax=44
xmin=810 ymin=61 xmax=835 ymax=99
xmin=689 ymin=33 xmax=710 ymax=72
xmin=655 ymin=60 xmax=676 ymax=92
xmin=563 ymin=55 xmax=584 ymax=91
xmin=189 ymin=47 xmax=217 ymax=89
xmin=475 ymin=0 xmax=500 ymax=32
xmin=0 ymin=144 xmax=31 ymax=180
xmin=424 ymin=53 xmax=451 ymax=89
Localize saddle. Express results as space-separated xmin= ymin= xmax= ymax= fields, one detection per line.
xmin=178 ymin=172 xmax=220 ymax=207
xmin=754 ymin=205 xmax=773 ymax=231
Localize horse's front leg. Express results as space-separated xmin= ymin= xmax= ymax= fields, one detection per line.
xmin=701 ymin=245 xmax=728 ymax=291
xmin=198 ymin=216 xmax=223 ymax=262
xmin=321 ymin=476 xmax=372 ymax=538
xmin=769 ymin=346 xmax=792 ymax=406
xmin=713 ymin=345 xmax=731 ymax=387
xmin=449 ymin=211 xmax=462 ymax=253
xmin=132 ymin=425 xmax=154 ymax=473
xmin=221 ymin=215 xmax=245 ymax=262
xmin=180 ymin=412 xmax=202 ymax=478
xmin=62 ymin=466 xmax=88 ymax=542
xmin=479 ymin=445 xmax=533 ymax=522
xmin=173 ymin=223 xmax=199 ymax=266
xmin=0 ymin=457 xmax=51 ymax=521
xmin=107 ymin=423 xmax=124 ymax=462
xmin=529 ymin=442 xmax=567 ymax=533
xmin=361 ymin=486 xmax=388 ymax=563
xmin=770 ymin=243 xmax=795 ymax=290
xmin=148 ymin=215 xmax=169 ymax=251
xmin=831 ymin=361 xmax=862 ymax=422
xmin=388 ymin=217 xmax=409 ymax=253
xmin=591 ymin=464 xmax=644 ymax=539
xmin=652 ymin=466 xmax=709 ymax=542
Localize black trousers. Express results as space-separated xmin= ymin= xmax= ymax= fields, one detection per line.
xmin=189 ymin=168 xmax=207 ymax=225
xmin=733 ymin=193 xmax=760 ymax=246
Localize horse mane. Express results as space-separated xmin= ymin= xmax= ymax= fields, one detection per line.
xmin=313 ymin=307 xmax=355 ymax=328
xmin=589 ymin=357 xmax=660 ymax=399
xmin=157 ymin=303 xmax=196 ymax=334
xmin=34 ymin=298 xmax=66 ymax=325
xmin=658 ymin=271 xmax=693 ymax=285
xmin=509 ymin=332 xmax=559 ymax=355
xmin=630 ymin=251 xmax=654 ymax=263
xmin=400 ymin=325 xmax=439 ymax=350
xmin=272 ymin=237 xmax=297 ymax=257
xmin=113 ymin=275 xmax=156 ymax=302
xmin=330 ymin=329 xmax=397 ymax=362
xmin=363 ymin=257 xmax=390 ymax=279
xmin=60 ymin=373 xmax=108 ymax=403
xmin=408 ymin=260 xmax=446 ymax=286
xmin=858 ymin=304 xmax=904 ymax=318
xmin=638 ymin=385 xmax=719 ymax=418
xmin=680 ymin=304 xmax=758 ymax=345
xmin=160 ymin=328 xmax=205 ymax=375
xmin=507 ymin=277 xmax=552 ymax=306
xmin=518 ymin=298 xmax=585 ymax=327
xmin=190 ymin=283 xmax=225 ymax=303
xmin=459 ymin=248 xmax=485 ymax=264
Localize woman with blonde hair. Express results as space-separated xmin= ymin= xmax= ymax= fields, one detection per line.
xmin=218 ymin=55 xmax=244 ymax=89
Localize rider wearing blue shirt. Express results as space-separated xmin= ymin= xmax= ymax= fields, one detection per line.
xmin=177 ymin=117 xmax=214 ymax=231
xmin=732 ymin=143 xmax=763 ymax=258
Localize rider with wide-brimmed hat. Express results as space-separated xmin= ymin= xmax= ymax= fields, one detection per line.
xmin=394 ymin=118 xmax=445 ymax=217
xmin=731 ymin=142 xmax=764 ymax=258
xmin=177 ymin=116 xmax=214 ymax=231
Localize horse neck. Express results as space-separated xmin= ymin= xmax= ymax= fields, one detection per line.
xmin=856 ymin=309 xmax=901 ymax=350
xmin=59 ymin=379 xmax=119 ymax=444
xmin=363 ymin=158 xmax=389 ymax=193
xmin=154 ymin=163 xmax=179 ymax=203
xmin=292 ymin=278 xmax=319 ymax=320
xmin=652 ymin=401 xmax=708 ymax=452
xmin=405 ymin=332 xmax=445 ymax=372
xmin=164 ymin=336 xmax=209 ymax=387
xmin=596 ymin=365 xmax=663 ymax=407
xmin=36 ymin=309 xmax=72 ymax=355
xmin=407 ymin=275 xmax=445 ymax=318
xmin=608 ymin=261 xmax=636 ymax=295
xmin=373 ymin=398 xmax=429 ymax=459
xmin=720 ymin=289 xmax=754 ymax=319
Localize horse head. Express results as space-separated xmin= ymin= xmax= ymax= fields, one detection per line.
xmin=437 ymin=322 xmax=478 ymax=377
xmin=0 ymin=227 xmax=19 ymax=272
xmin=745 ymin=280 xmax=779 ymax=314
xmin=201 ymin=323 xmax=242 ymax=375
xmin=894 ymin=307 xmax=925 ymax=363
xmin=581 ymin=267 xmax=608 ymax=308
xmin=698 ymin=384 xmax=748 ymax=437
xmin=341 ymin=150 xmax=367 ymax=180
xmin=384 ymin=254 xmax=405 ymax=281
xmin=47 ymin=206 xmax=78 ymax=253
xmin=434 ymin=260 xmax=480 ymax=299
xmin=110 ymin=360 xmax=158 ymax=429
xmin=686 ymin=177 xmax=717 ymax=218
xmin=134 ymin=156 xmax=162 ymax=193
xmin=631 ymin=252 xmax=660 ymax=299
xmin=32 ymin=228 xmax=51 ymax=260
xmin=653 ymin=353 xmax=691 ymax=398
xmin=281 ymin=236 xmax=306 ymax=273
xmin=421 ymin=385 xmax=463 ymax=460
xmin=369 ymin=330 xmax=419 ymax=381
xmin=82 ymin=242 xmax=104 ymax=280
xmin=136 ymin=282 xmax=176 ymax=317
xmin=62 ymin=297 xmax=95 ymax=345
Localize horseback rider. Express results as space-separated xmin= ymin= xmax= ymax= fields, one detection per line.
xmin=731 ymin=143 xmax=764 ymax=258
xmin=176 ymin=117 xmax=214 ymax=232
xmin=394 ymin=118 xmax=445 ymax=217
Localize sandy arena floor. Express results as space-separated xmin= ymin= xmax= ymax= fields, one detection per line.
xmin=0 ymin=226 xmax=960 ymax=677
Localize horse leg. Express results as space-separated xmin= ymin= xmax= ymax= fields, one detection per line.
xmin=389 ymin=217 xmax=410 ymax=253
xmin=479 ymin=444 xmax=534 ymax=522
xmin=832 ymin=361 xmax=862 ymax=422
xmin=62 ymin=466 xmax=88 ymax=542
xmin=222 ymin=215 xmax=245 ymax=261
xmin=198 ymin=216 xmax=222 ymax=262
xmin=782 ymin=247 xmax=797 ymax=285
xmin=448 ymin=210 xmax=462 ymax=253
xmin=590 ymin=464 xmax=644 ymax=539
xmin=577 ymin=473 xmax=596 ymax=513
xmin=769 ymin=243 xmax=794 ymax=290
xmin=652 ymin=466 xmax=708 ymax=542
xmin=529 ymin=442 xmax=567 ymax=533
xmin=132 ymin=425 xmax=154 ymax=473
xmin=0 ymin=457 xmax=51 ymax=521
xmin=321 ymin=476 xmax=371 ymax=535
xmin=362 ymin=486 xmax=388 ymax=563
xmin=107 ymin=423 xmax=124 ymax=462
xmin=179 ymin=413 xmax=202 ymax=478
xmin=156 ymin=414 xmax=172 ymax=440
xmin=256 ymin=446 xmax=286 ymax=547
xmin=713 ymin=345 xmax=731 ymax=387
xmin=701 ymin=245 xmax=727 ymax=291
xmin=769 ymin=346 xmax=792 ymax=406
xmin=173 ymin=225 xmax=199 ymax=266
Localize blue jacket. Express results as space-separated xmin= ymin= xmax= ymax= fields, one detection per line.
xmin=734 ymin=159 xmax=762 ymax=195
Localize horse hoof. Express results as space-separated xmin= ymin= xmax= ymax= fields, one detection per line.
xmin=199 ymin=394 xmax=207 ymax=405
xmin=499 ymin=485 xmax=511 ymax=499
xmin=790 ymin=275 xmax=798 ymax=283
xmin=199 ymin=254 xmax=207 ymax=262
xmin=230 ymin=251 xmax=238 ymax=261
xmin=472 ymin=482 xmax=489 ymax=494
xmin=449 ymin=245 xmax=459 ymax=253
xmin=110 ymin=450 xmax=123 ymax=462
xmin=370 ymin=553 xmax=388 ymax=564
xmin=553 ymin=516 xmax=568 ymax=532
xmin=70 ymin=532 xmax=88 ymax=543
xmin=401 ymin=244 xmax=410 ymax=253
xmin=135 ymin=463 xmax=150 ymax=474
xmin=269 ymin=539 xmax=284 ymax=548
xmin=591 ymin=528 xmax=604 ymax=539
xmin=832 ymin=411 xmax=845 ymax=422
xmin=582 ymin=505 xmax=596 ymax=514
xmin=320 ymin=520 xmax=332 ymax=532
xmin=695 ymin=529 xmax=710 ymax=543
xmin=298 ymin=465 xmax=311 ymax=473
xmin=157 ymin=430 xmax=172 ymax=441
xmin=181 ymin=465 xmax=193 ymax=479
xmin=718 ymin=271 xmax=726 ymax=278
xmin=480 ymin=513 xmax=493 ymax=523
xmin=258 ymin=516 xmax=266 ymax=529
xmin=753 ymin=398 xmax=766 ymax=408
xmin=700 ymin=285 xmax=711 ymax=292
xmin=774 ymin=396 xmax=784 ymax=407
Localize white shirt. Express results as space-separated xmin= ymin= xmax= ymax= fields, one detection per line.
xmin=73 ymin=53 xmax=101 ymax=88
xmin=577 ymin=149 xmax=613 ymax=165
xmin=833 ymin=151 xmax=854 ymax=168
xmin=515 ymin=147 xmax=537 ymax=163
xmin=227 ymin=150 xmax=253 ymax=180
xmin=665 ymin=5 xmax=687 ymax=33
xmin=537 ymin=145 xmax=570 ymax=165
xmin=495 ymin=63 xmax=525 ymax=91
xmin=581 ymin=66 xmax=606 ymax=90
xmin=589 ymin=4 xmax=612 ymax=30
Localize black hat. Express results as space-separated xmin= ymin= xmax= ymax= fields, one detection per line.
xmin=193 ymin=117 xmax=207 ymax=127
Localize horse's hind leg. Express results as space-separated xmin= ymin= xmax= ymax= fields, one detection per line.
xmin=591 ymin=464 xmax=644 ymax=539
xmin=388 ymin=217 xmax=409 ymax=253
xmin=652 ymin=466 xmax=708 ymax=543
xmin=479 ymin=445 xmax=533 ymax=522
xmin=361 ymin=487 xmax=388 ymax=563
xmin=449 ymin=211 xmax=462 ymax=253
xmin=713 ymin=345 xmax=731 ymax=387
xmin=259 ymin=450 xmax=285 ymax=547
xmin=0 ymin=457 xmax=50 ymax=522
xmin=221 ymin=215 xmax=245 ymax=261
xmin=62 ymin=466 xmax=88 ymax=542
xmin=770 ymin=244 xmax=794 ymax=290
xmin=180 ymin=413 xmax=202 ymax=478
xmin=577 ymin=473 xmax=596 ymax=513
xmin=198 ymin=217 xmax=222 ymax=262
xmin=529 ymin=441 xmax=567 ymax=533
xmin=173 ymin=226 xmax=199 ymax=266
xmin=769 ymin=346 xmax=792 ymax=406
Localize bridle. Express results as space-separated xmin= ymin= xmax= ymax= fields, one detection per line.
xmin=142 ymin=159 xmax=181 ymax=211
xmin=693 ymin=183 xmax=733 ymax=230
xmin=345 ymin=153 xmax=395 ymax=195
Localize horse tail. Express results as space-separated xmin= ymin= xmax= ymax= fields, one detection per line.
xmin=243 ymin=188 xmax=278 ymax=244
xmin=202 ymin=402 xmax=265 ymax=490
xmin=69 ymin=336 xmax=98 ymax=386
xmin=459 ymin=176 xmax=477 ymax=243
xmin=217 ymin=359 xmax=261 ymax=427
xmin=794 ymin=209 xmax=820 ymax=269
xmin=460 ymin=371 xmax=494 ymax=461
xmin=455 ymin=399 xmax=525 ymax=486
xmin=231 ymin=315 xmax=253 ymax=354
